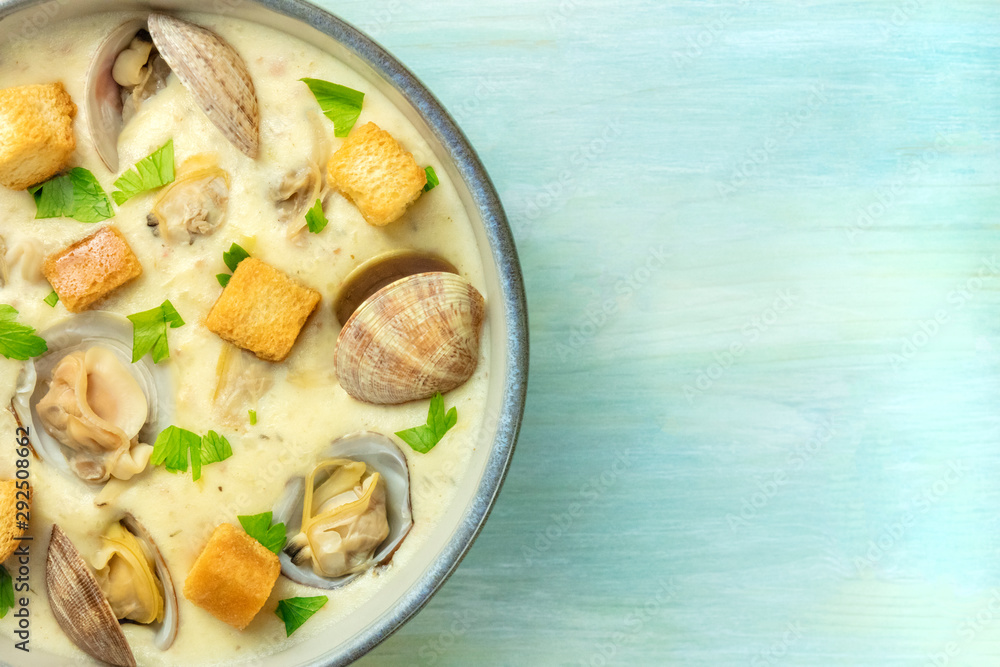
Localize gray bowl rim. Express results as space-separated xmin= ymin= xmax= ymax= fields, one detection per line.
xmin=0 ymin=0 xmax=529 ymax=665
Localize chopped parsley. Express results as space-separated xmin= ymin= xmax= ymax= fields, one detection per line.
xmin=238 ymin=511 xmax=286 ymax=554
xmin=151 ymin=426 xmax=233 ymax=481
xmin=300 ymin=78 xmax=364 ymax=137
xmin=43 ymin=290 xmax=59 ymax=307
xmin=127 ymin=300 xmax=185 ymax=364
xmin=0 ymin=305 xmax=47 ymax=360
xmin=248 ymin=410 xmax=258 ymax=426
xmin=0 ymin=565 xmax=13 ymax=619
xmin=29 ymin=167 xmax=114 ymax=223
xmin=112 ymin=139 xmax=176 ymax=205
xmin=305 ymin=199 xmax=328 ymax=234
xmin=217 ymin=242 xmax=250 ymax=287
xmin=395 ymin=392 xmax=458 ymax=454
xmin=275 ymin=596 xmax=328 ymax=636
xmin=423 ymin=166 xmax=439 ymax=192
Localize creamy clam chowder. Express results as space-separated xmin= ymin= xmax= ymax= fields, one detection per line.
xmin=0 ymin=11 xmax=489 ymax=666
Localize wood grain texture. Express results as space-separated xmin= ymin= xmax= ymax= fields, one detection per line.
xmin=310 ymin=0 xmax=1000 ymax=664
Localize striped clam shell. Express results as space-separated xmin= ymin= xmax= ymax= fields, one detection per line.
xmin=335 ymin=272 xmax=485 ymax=405
xmin=148 ymin=13 xmax=260 ymax=159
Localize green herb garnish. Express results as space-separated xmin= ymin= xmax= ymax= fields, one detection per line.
xmin=423 ymin=166 xmax=439 ymax=192
xmin=248 ymin=410 xmax=257 ymax=426
xmin=29 ymin=167 xmax=114 ymax=223
xmin=0 ymin=305 xmax=47 ymax=360
xmin=0 ymin=565 xmax=14 ymax=619
xmin=275 ymin=596 xmax=328 ymax=636
xmin=127 ymin=300 xmax=185 ymax=364
xmin=112 ymin=139 xmax=176 ymax=205
xmin=238 ymin=511 xmax=286 ymax=554
xmin=305 ymin=199 xmax=328 ymax=234
xmin=43 ymin=290 xmax=59 ymax=307
xmin=394 ymin=392 xmax=458 ymax=453
xmin=300 ymin=78 xmax=364 ymax=137
xmin=151 ymin=426 xmax=233 ymax=481
xmin=217 ymin=242 xmax=250 ymax=287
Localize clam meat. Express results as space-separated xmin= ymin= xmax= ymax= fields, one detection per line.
xmin=273 ymin=432 xmax=413 ymax=589
xmin=274 ymin=111 xmax=331 ymax=239
xmin=11 ymin=312 xmax=173 ymax=484
xmin=46 ymin=516 xmax=178 ymax=667
xmin=335 ymin=270 xmax=485 ymax=405
xmin=147 ymin=154 xmax=230 ymax=243
xmin=87 ymin=14 xmax=260 ymax=171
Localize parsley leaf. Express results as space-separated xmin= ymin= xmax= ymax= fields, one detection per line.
xmin=29 ymin=168 xmax=114 ymax=223
xmin=305 ymin=199 xmax=328 ymax=234
xmin=238 ymin=511 xmax=286 ymax=554
xmin=151 ymin=425 xmax=202 ymax=475
xmin=0 ymin=305 xmax=47 ymax=360
xmin=394 ymin=392 xmax=458 ymax=454
xmin=217 ymin=242 xmax=250 ymax=287
xmin=112 ymin=139 xmax=176 ymax=205
xmin=151 ymin=426 xmax=232 ymax=481
xmin=127 ymin=300 xmax=185 ymax=364
xmin=275 ymin=596 xmax=328 ymax=636
xmin=248 ymin=410 xmax=257 ymax=425
xmin=300 ymin=78 xmax=364 ymax=137
xmin=201 ymin=430 xmax=233 ymax=466
xmin=43 ymin=290 xmax=59 ymax=307
xmin=423 ymin=166 xmax=439 ymax=192
xmin=0 ymin=565 xmax=13 ymax=619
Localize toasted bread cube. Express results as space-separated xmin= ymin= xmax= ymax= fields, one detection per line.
xmin=0 ymin=480 xmax=29 ymax=563
xmin=183 ymin=523 xmax=280 ymax=630
xmin=43 ymin=226 xmax=142 ymax=313
xmin=327 ymin=122 xmax=427 ymax=226
xmin=206 ymin=257 xmax=321 ymax=362
xmin=0 ymin=83 xmax=77 ymax=190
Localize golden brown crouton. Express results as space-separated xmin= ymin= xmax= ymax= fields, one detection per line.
xmin=327 ymin=122 xmax=427 ymax=226
xmin=0 ymin=83 xmax=77 ymax=190
xmin=0 ymin=480 xmax=29 ymax=563
xmin=206 ymin=257 xmax=321 ymax=362
xmin=183 ymin=523 xmax=280 ymax=630
xmin=43 ymin=226 xmax=143 ymax=313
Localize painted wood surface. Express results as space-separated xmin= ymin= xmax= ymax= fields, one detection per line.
xmin=312 ymin=1 xmax=1000 ymax=665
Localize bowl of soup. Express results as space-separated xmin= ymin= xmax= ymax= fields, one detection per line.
xmin=0 ymin=0 xmax=527 ymax=665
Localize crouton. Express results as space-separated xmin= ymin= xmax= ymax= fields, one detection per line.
xmin=183 ymin=523 xmax=280 ymax=630
xmin=0 ymin=480 xmax=29 ymax=563
xmin=206 ymin=257 xmax=321 ymax=362
xmin=0 ymin=83 xmax=77 ymax=190
xmin=43 ymin=226 xmax=143 ymax=313
xmin=327 ymin=122 xmax=427 ymax=226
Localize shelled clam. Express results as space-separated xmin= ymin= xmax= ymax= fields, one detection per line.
xmin=46 ymin=515 xmax=179 ymax=667
xmin=272 ymin=432 xmax=413 ymax=590
xmin=86 ymin=13 xmax=260 ymax=171
xmin=334 ymin=251 xmax=485 ymax=405
xmin=11 ymin=312 xmax=173 ymax=484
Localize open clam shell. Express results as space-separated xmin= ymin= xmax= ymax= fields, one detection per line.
xmin=47 ymin=525 xmax=135 ymax=667
xmin=87 ymin=14 xmax=260 ymax=171
xmin=273 ymin=432 xmax=413 ymax=590
xmin=335 ymin=271 xmax=485 ymax=405
xmin=47 ymin=516 xmax=178 ymax=666
xmin=11 ymin=312 xmax=174 ymax=483
xmin=148 ymin=13 xmax=260 ymax=159
xmin=86 ymin=19 xmax=147 ymax=172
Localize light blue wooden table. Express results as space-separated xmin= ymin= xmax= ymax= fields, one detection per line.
xmin=313 ymin=1 xmax=1000 ymax=664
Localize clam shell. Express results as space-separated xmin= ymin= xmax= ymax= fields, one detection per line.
xmin=335 ymin=272 xmax=485 ymax=405
xmin=148 ymin=13 xmax=260 ymax=159
xmin=85 ymin=19 xmax=146 ymax=172
xmin=121 ymin=513 xmax=179 ymax=651
xmin=11 ymin=312 xmax=174 ymax=483
xmin=46 ymin=525 xmax=136 ymax=667
xmin=273 ymin=432 xmax=413 ymax=589
xmin=333 ymin=250 xmax=458 ymax=326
